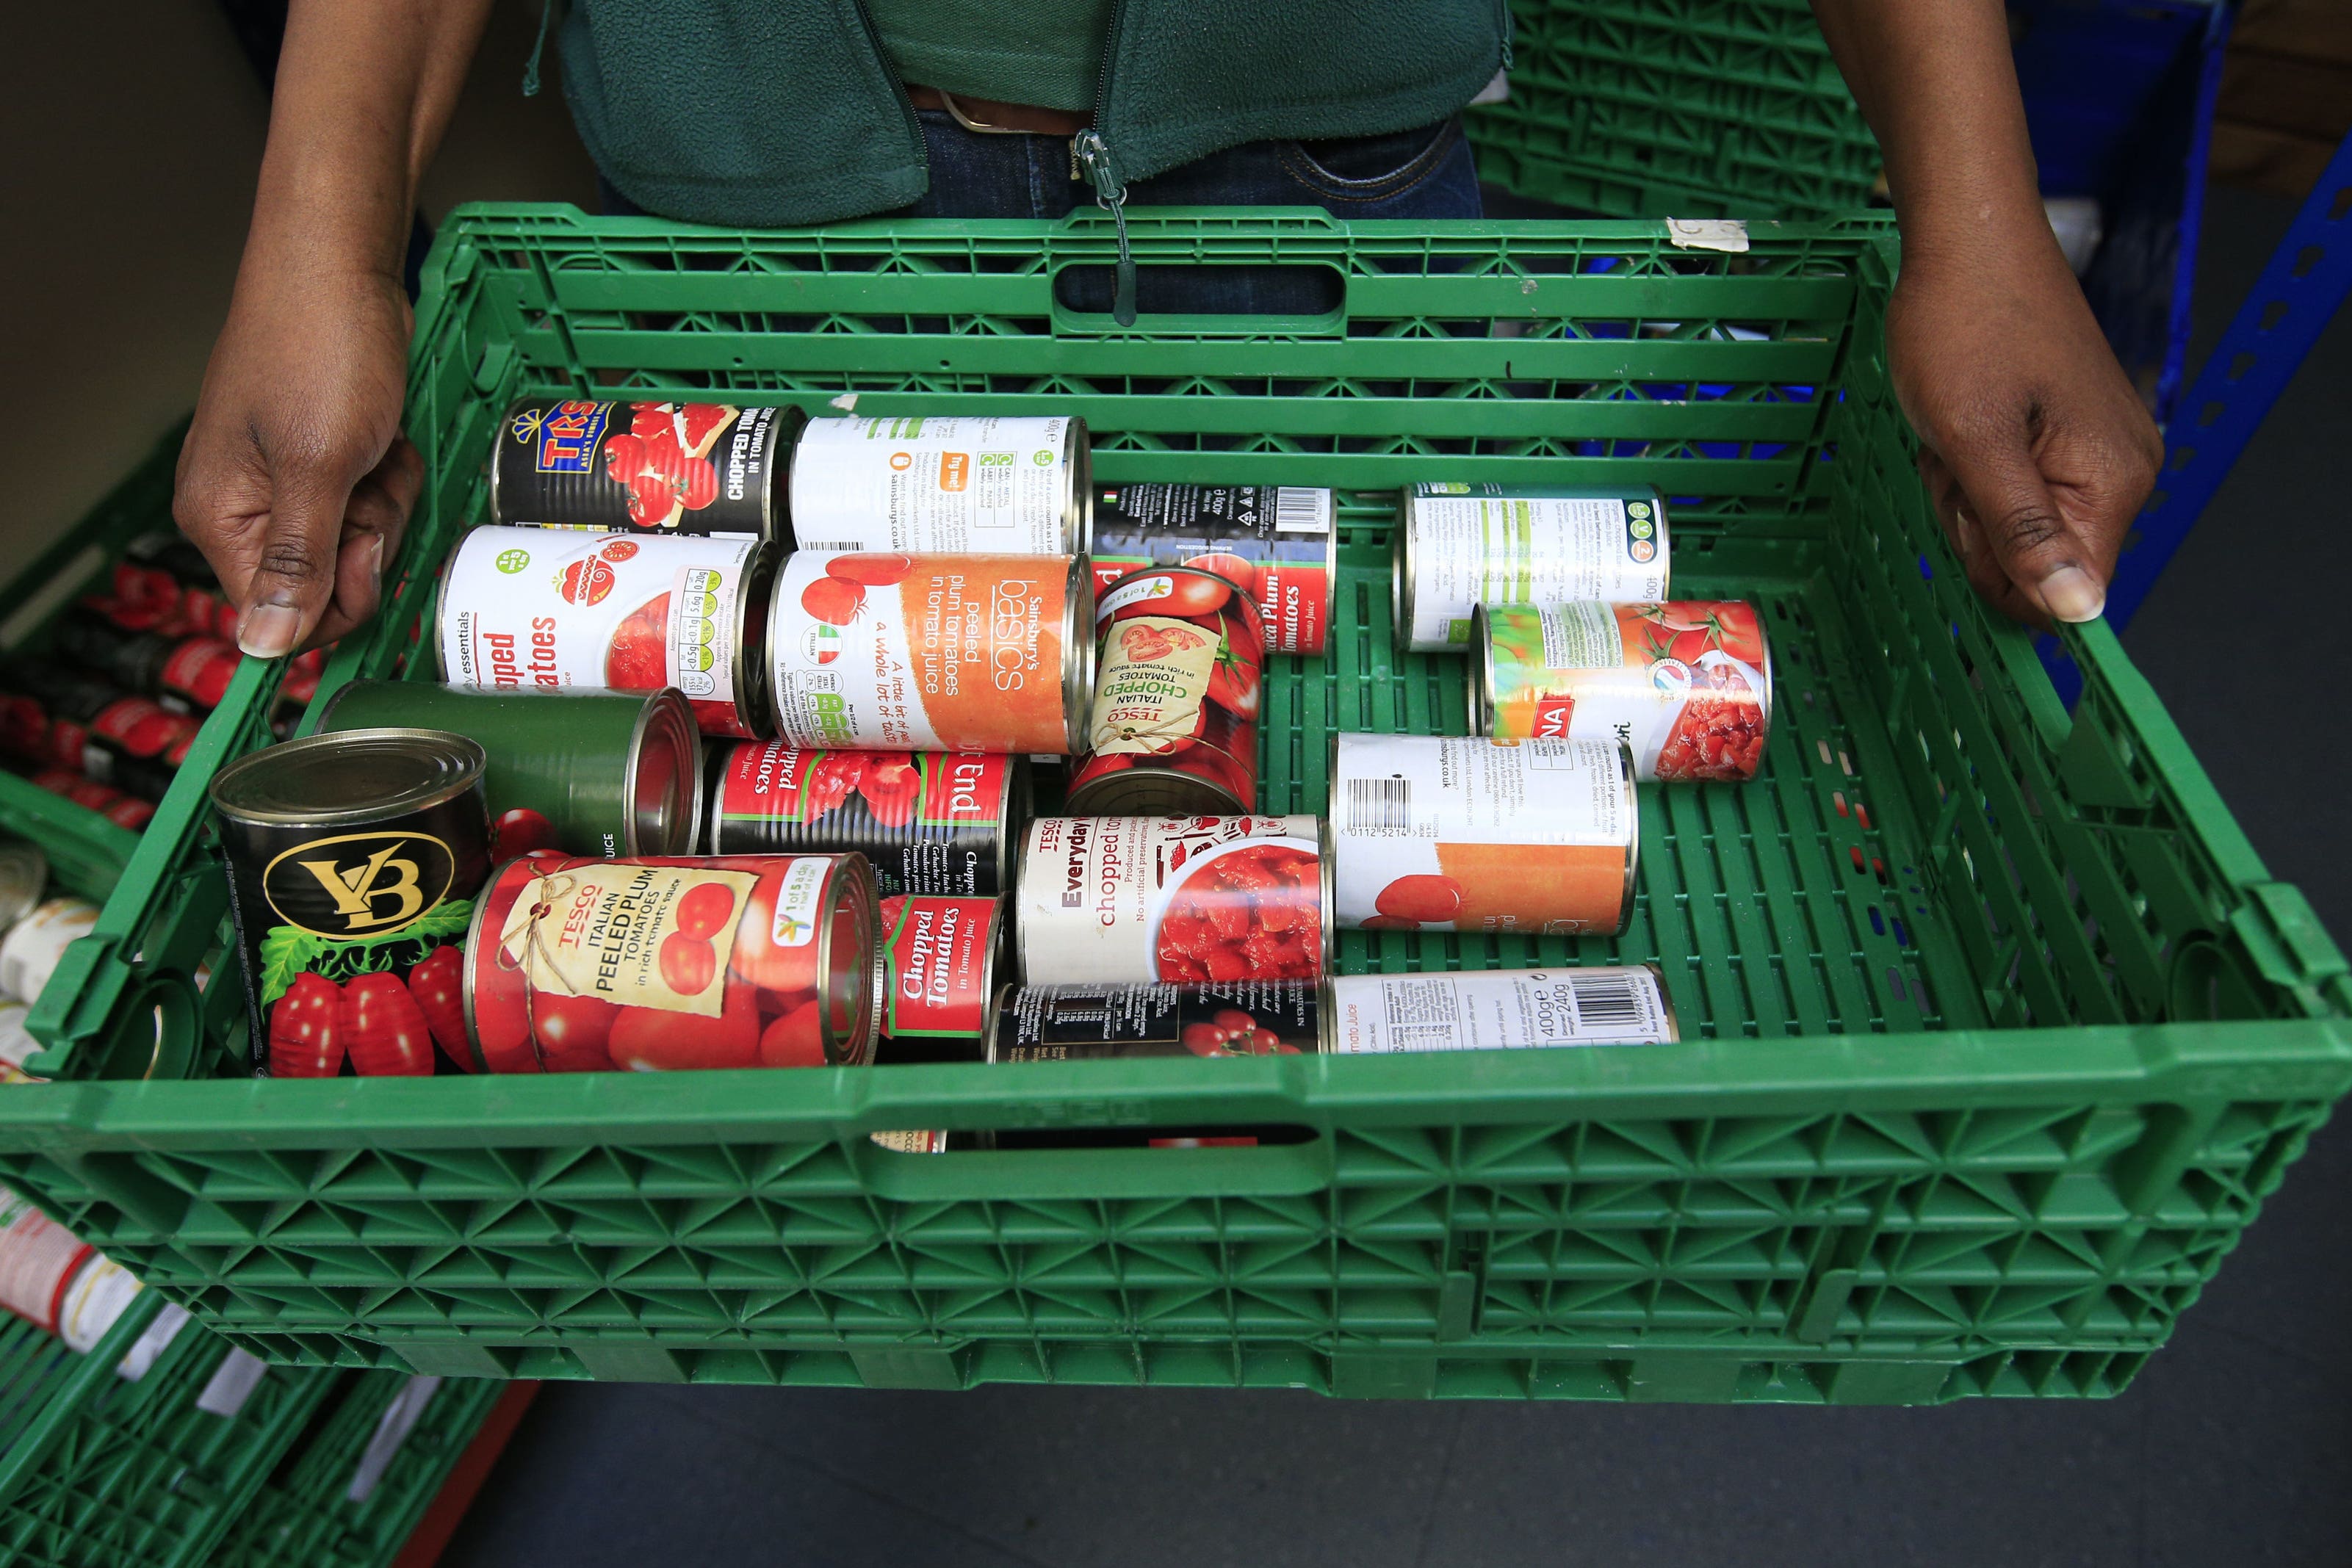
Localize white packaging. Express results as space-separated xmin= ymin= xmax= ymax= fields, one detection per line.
xmin=1326 ymin=967 xmax=1675 ymax=1052
xmin=787 ymin=415 xmax=1078 ymax=554
xmin=0 ymin=900 xmax=99 ymax=1006
xmin=1399 ymin=484 xmax=1669 ymax=651
xmin=0 ymin=1186 xmax=88 ymax=1331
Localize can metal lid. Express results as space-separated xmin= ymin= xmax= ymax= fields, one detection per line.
xmin=1064 ymin=768 xmax=1243 ymax=817
xmin=629 ymin=690 xmax=702 ymax=856
xmin=209 ymin=729 xmax=487 ymax=828
xmin=0 ymin=843 xmax=50 ymax=931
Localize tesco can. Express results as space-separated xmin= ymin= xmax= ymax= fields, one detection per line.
xmin=1330 ymin=734 xmax=1637 ymax=936
xmin=704 ymin=742 xmax=1022 ymax=896
xmin=1015 ymin=815 xmax=1328 ymax=985
xmin=877 ymin=894 xmax=1006 ymax=1051
xmin=784 ymin=414 xmax=1086 ymax=554
xmin=768 ymin=552 xmax=1091 ymax=754
xmin=491 ymin=398 xmax=804 ymax=538
xmin=1470 ymin=601 xmax=1772 ymax=782
xmin=1084 ymin=484 xmax=1336 ymax=655
xmin=463 ymin=852 xmax=881 ymax=1073
xmin=436 ymin=526 xmax=776 ymax=739
xmin=1066 ymin=566 xmax=1261 ymax=815
xmin=1323 ymin=966 xmax=1678 ymax=1051
xmin=1393 ymin=483 xmax=1670 ymax=652
xmin=984 ymin=980 xmax=1321 ymax=1060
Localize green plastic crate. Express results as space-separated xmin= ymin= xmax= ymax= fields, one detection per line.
xmin=1468 ymin=0 xmax=1880 ymax=217
xmin=3 ymin=207 xmax=2346 ymax=1405
xmin=212 ymin=1373 xmax=504 ymax=1568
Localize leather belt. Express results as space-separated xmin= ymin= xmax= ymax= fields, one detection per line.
xmin=905 ymin=84 xmax=1092 ymax=137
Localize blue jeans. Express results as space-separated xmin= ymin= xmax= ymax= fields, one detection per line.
xmin=600 ymin=114 xmax=1480 ymax=315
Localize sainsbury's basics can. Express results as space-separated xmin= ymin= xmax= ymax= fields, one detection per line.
xmin=783 ymin=414 xmax=1086 ymax=554
xmin=491 ymin=398 xmax=804 ymax=538
xmin=1393 ymin=483 xmax=1671 ymax=652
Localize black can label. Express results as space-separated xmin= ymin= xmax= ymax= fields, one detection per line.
xmin=707 ymin=742 xmax=1015 ymax=896
xmin=992 ymin=980 xmax=1320 ymax=1061
xmin=1089 ymin=485 xmax=1333 ymax=654
xmin=494 ymin=400 xmax=792 ymax=537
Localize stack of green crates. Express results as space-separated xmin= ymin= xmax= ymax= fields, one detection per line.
xmin=0 ymin=208 xmax=2343 ymax=1406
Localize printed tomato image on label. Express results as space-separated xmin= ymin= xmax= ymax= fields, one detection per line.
xmin=766 ymin=552 xmax=1089 ymax=754
xmin=1067 ymin=567 xmax=1260 ymax=815
xmin=492 ymin=399 xmax=798 ymax=537
xmin=1395 ymin=484 xmax=1672 ymax=652
xmin=880 ymin=895 xmax=1003 ymax=1038
xmin=784 ymin=414 xmax=1084 ymax=554
xmin=1471 ymin=601 xmax=1771 ymax=782
xmin=705 ymin=742 xmax=1019 ymax=895
xmin=1085 ymin=484 xmax=1335 ymax=654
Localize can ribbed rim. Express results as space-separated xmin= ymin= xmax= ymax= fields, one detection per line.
xmin=1062 ymin=556 xmax=1096 ymax=755
xmin=981 ymin=980 xmax=1014 ymax=1064
xmin=1645 ymin=961 xmax=1682 ymax=1043
xmin=457 ymin=859 xmax=513 ymax=1073
xmin=486 ymin=398 xmax=520 ymax=525
xmin=1750 ymin=605 xmax=1775 ymax=757
xmin=1011 ymin=820 xmax=1040 ymax=985
xmin=1319 ymin=491 xmax=1340 ymax=657
xmin=1391 ymin=494 xmax=1417 ymax=655
xmin=1467 ymin=604 xmax=1498 ymax=735
xmin=1316 ymin=973 xmax=1337 ymax=1053
xmin=210 ymin=729 xmax=486 ymax=828
xmin=627 ymin=689 xmax=703 ymax=856
xmin=734 ymin=542 xmax=780 ymax=737
xmin=1316 ymin=816 xmax=1335 ymax=975
xmin=818 ymin=853 xmax=881 ymax=1068
xmin=1614 ymin=740 xmax=1640 ymax=937
xmin=1064 ymin=768 xmax=1244 ymax=817
xmin=1064 ymin=417 xmax=1092 ymax=555
xmin=765 ymin=405 xmax=809 ymax=546
xmin=430 ymin=539 xmax=464 ymax=682
xmin=994 ymin=758 xmax=1027 ymax=895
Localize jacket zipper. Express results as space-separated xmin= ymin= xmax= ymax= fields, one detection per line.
xmin=847 ymin=0 xmax=928 ymax=187
xmin=1074 ymin=0 xmax=1136 ymax=324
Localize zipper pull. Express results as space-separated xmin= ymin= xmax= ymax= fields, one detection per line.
xmin=1073 ymin=130 xmax=1137 ymax=327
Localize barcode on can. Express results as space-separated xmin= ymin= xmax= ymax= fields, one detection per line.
xmin=1565 ymin=968 xmax=1640 ymax=1029
xmin=1344 ymin=777 xmax=1413 ymax=836
xmin=790 ymin=540 xmax=865 ymax=554
xmin=1274 ymin=488 xmax=1331 ymax=533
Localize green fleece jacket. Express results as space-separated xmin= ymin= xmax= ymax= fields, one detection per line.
xmin=558 ymin=0 xmax=1509 ymax=226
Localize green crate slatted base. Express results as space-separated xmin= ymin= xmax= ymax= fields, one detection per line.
xmin=2 ymin=212 xmax=2345 ymax=1405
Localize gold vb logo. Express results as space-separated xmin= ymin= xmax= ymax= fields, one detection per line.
xmin=263 ymin=832 xmax=455 ymax=938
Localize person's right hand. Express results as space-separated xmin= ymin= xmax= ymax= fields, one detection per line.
xmin=174 ymin=259 xmax=422 ymax=660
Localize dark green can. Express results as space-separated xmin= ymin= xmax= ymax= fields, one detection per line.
xmin=317 ymin=683 xmax=701 ymax=859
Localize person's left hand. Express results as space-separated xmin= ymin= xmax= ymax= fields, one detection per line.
xmin=1885 ymin=231 xmax=2162 ymax=629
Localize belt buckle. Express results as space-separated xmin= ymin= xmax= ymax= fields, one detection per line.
xmin=938 ymin=91 xmax=1022 ymax=135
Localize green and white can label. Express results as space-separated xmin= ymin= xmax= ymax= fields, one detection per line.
xmin=1399 ymin=483 xmax=1670 ymax=651
xmin=1324 ymin=967 xmax=1675 ymax=1052
xmin=787 ymin=415 xmax=1081 ymax=554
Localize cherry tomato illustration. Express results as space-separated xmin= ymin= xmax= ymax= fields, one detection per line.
xmin=674 ymin=881 xmax=737 ymax=940
xmin=1181 ymin=1023 xmax=1232 ymax=1057
xmin=405 ymin=945 xmax=469 ymax=1059
xmin=659 ymin=931 xmax=719 ymax=995
xmin=342 ymin=972 xmax=436 ymax=1076
xmin=758 ymin=999 xmax=828 ymax=1067
xmin=268 ymin=972 xmax=344 ymax=1078
xmin=602 ymin=433 xmax=649 ymax=482
xmin=826 ymin=554 xmax=914 ymax=586
xmin=800 ymin=575 xmax=865 ymax=625
xmin=532 ymin=990 xmax=617 ymax=1072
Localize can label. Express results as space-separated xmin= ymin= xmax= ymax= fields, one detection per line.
xmin=707 ymin=743 xmax=1013 ymax=895
xmin=1403 ymin=484 xmax=1670 ymax=650
xmin=494 ymin=860 xmax=760 ymax=1019
xmin=159 ymin=637 xmax=239 ymax=711
xmin=0 ymin=1188 xmax=90 ymax=1332
xmin=992 ymin=980 xmax=1319 ymax=1059
xmin=880 ymin=895 xmax=998 ymax=1037
xmin=1331 ymin=735 xmax=1631 ymax=935
xmin=1483 ymin=601 xmax=1767 ymax=781
xmin=770 ymin=553 xmax=1077 ymax=753
xmin=0 ymin=899 xmax=99 ymax=1006
xmin=55 ymin=1254 xmax=144 ymax=1356
xmin=1017 ymin=815 xmax=1322 ymax=984
xmin=1067 ymin=570 xmax=1260 ymax=812
xmin=788 ymin=415 xmax=1075 ymax=554
xmin=1088 ymin=485 xmax=1332 ymax=654
xmin=1327 ymin=967 xmax=1674 ymax=1051
xmin=439 ymin=527 xmax=763 ymax=737
xmin=497 ymin=400 xmax=786 ymax=534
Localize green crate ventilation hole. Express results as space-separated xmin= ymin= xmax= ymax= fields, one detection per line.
xmin=0 ymin=214 xmax=2343 ymax=1405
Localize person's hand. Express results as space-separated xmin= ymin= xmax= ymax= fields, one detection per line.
xmin=1886 ymin=234 xmax=2162 ymax=629
xmin=174 ymin=258 xmax=421 ymax=659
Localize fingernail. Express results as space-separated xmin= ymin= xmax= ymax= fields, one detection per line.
xmin=367 ymin=533 xmax=386 ymax=588
xmin=237 ymin=598 xmax=303 ymax=659
xmin=2039 ymin=566 xmax=2107 ymax=623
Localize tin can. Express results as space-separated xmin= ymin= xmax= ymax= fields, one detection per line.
xmin=0 ymin=899 xmax=99 ymax=1005
xmin=1470 ymin=601 xmax=1772 ymax=782
xmin=0 ymin=665 xmax=200 ymax=801
xmin=463 ymin=851 xmax=881 ymax=1073
xmin=1323 ymin=965 xmax=1678 ymax=1051
xmin=1015 ymin=815 xmax=1329 ymax=985
xmin=318 ymin=682 xmax=701 ymax=859
xmin=1330 ymin=734 xmax=1637 ymax=936
xmin=436 ymin=526 xmax=775 ymax=739
xmin=1084 ymin=484 xmax=1337 ymax=655
xmin=84 ymin=532 xmax=237 ymax=640
xmin=50 ymin=612 xmax=241 ymax=715
xmin=27 ymin=770 xmax=153 ymax=831
xmin=984 ymin=980 xmax=1321 ymax=1060
xmin=210 ymin=729 xmax=492 ymax=1077
xmin=1393 ymin=483 xmax=1671 ymax=652
xmin=0 ymin=1188 xmax=93 ymax=1335
xmin=490 ymin=398 xmax=805 ymax=538
xmin=0 ymin=843 xmax=48 ymax=933
xmin=870 ymin=1129 xmax=955 ymax=1152
xmin=879 ymin=894 xmax=1005 ymax=1043
xmin=784 ymin=414 xmax=1086 ymax=554
xmin=767 ymin=552 xmax=1091 ymax=754
xmin=1065 ymin=566 xmax=1261 ymax=815
xmin=704 ymin=742 xmax=1022 ymax=896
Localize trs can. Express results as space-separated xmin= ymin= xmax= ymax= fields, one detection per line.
xmin=209 ymin=730 xmax=492 ymax=1078
xmin=704 ymin=742 xmax=1022 ymax=896
xmin=464 ymin=852 xmax=881 ymax=1073
xmin=0 ymin=899 xmax=98 ymax=1007
xmin=1330 ymin=734 xmax=1637 ymax=936
xmin=318 ymin=682 xmax=702 ymax=859
xmin=1016 ymin=814 xmax=1328 ymax=985
xmin=1393 ymin=483 xmax=1671 ymax=652
xmin=784 ymin=414 xmax=1086 ymax=554
xmin=984 ymin=980 xmax=1321 ymax=1060
xmin=490 ymin=398 xmax=804 ymax=538
xmin=1065 ymin=566 xmax=1261 ymax=815
xmin=436 ymin=526 xmax=776 ymax=739
xmin=1084 ymin=484 xmax=1336 ymax=655
xmin=768 ymin=552 xmax=1091 ymax=754
xmin=1470 ymin=601 xmax=1771 ymax=782
xmin=879 ymin=894 xmax=1006 ymax=1047
xmin=1323 ymin=965 xmax=1678 ymax=1051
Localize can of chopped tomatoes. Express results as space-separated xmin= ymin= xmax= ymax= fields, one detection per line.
xmin=1394 ymin=484 xmax=1671 ymax=652
xmin=783 ymin=414 xmax=1086 ymax=554
xmin=51 ymin=612 xmax=242 ymax=715
xmin=1065 ymin=566 xmax=1261 ymax=815
xmin=702 ymin=742 xmax=1023 ymax=896
xmin=1323 ymin=965 xmax=1678 ymax=1050
xmin=767 ymin=552 xmax=1091 ymax=754
xmin=318 ymin=682 xmax=703 ymax=859
xmin=1330 ymin=734 xmax=1637 ymax=936
xmin=209 ymin=729 xmax=493 ymax=1078
xmin=875 ymin=894 xmax=1005 ymax=1056
xmin=0 ymin=899 xmax=98 ymax=1006
xmin=27 ymin=771 xmax=153 ymax=832
xmin=490 ymin=399 xmax=804 ymax=538
xmin=1014 ymin=814 xmax=1328 ymax=985
xmin=436 ymin=526 xmax=775 ymax=740
xmin=463 ymin=851 xmax=880 ymax=1073
xmin=1469 ymin=601 xmax=1771 ymax=782
xmin=1084 ymin=485 xmax=1336 ymax=655
xmin=0 ymin=666 xmax=201 ymax=803
xmin=0 ymin=1188 xmax=96 ymax=1337
xmin=984 ymin=979 xmax=1321 ymax=1060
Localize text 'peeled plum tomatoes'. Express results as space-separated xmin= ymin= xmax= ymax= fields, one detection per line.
xmin=462 ymin=852 xmax=880 ymax=1074
xmin=491 ymin=398 xmax=803 ymax=538
xmin=436 ymin=526 xmax=775 ymax=740
xmin=1066 ymin=566 xmax=1263 ymax=816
